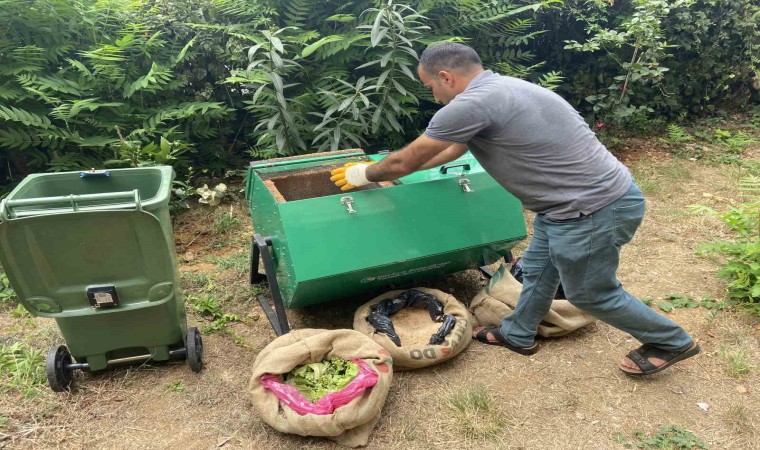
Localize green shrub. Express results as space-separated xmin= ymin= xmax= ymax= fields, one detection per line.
xmin=187 ymin=294 xmax=240 ymax=333
xmin=1 ymin=0 xmax=756 ymax=193
xmin=1 ymin=0 xmax=552 ymax=193
xmin=0 ymin=272 xmax=18 ymax=307
xmin=564 ymin=0 xmax=693 ymax=124
xmin=0 ymin=0 xmax=243 ymax=190
xmin=536 ymin=0 xmax=758 ymax=122
xmin=661 ymin=0 xmax=759 ymax=115
xmin=0 ymin=342 xmax=47 ymax=397
xmin=691 ymin=176 xmax=760 ymax=314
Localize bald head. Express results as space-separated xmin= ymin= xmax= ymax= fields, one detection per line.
xmin=418 ymin=43 xmax=483 ymax=75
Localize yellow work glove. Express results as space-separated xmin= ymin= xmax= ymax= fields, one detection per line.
xmin=330 ymin=161 xmax=376 ymax=191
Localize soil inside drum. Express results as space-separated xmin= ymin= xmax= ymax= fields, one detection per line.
xmin=391 ymin=307 xmax=445 ymax=346
xmin=259 ymin=163 xmax=394 ymax=202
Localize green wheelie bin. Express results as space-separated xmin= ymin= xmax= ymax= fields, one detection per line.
xmin=0 ymin=166 xmax=203 ymax=391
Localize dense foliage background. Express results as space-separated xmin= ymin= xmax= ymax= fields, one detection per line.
xmin=0 ymin=0 xmax=757 ymax=192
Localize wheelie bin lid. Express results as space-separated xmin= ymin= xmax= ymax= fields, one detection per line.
xmin=0 ymin=209 xmax=175 ymax=318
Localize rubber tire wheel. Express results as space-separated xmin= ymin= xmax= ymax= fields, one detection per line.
xmin=186 ymin=327 xmax=203 ymax=373
xmin=46 ymin=345 xmax=74 ymax=392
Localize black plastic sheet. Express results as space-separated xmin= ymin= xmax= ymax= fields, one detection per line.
xmin=366 ymin=289 xmax=457 ymax=347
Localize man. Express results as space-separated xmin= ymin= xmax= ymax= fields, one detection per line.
xmin=330 ymin=43 xmax=699 ymax=376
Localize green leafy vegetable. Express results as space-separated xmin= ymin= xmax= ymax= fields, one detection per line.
xmin=285 ymin=357 xmax=359 ymax=402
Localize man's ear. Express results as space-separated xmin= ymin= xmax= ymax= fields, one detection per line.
xmin=438 ymin=70 xmax=454 ymax=86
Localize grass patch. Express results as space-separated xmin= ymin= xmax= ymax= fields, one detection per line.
xmin=250 ymin=283 xmax=269 ymax=297
xmin=718 ymin=346 xmax=754 ymax=378
xmin=210 ymin=249 xmax=249 ymax=277
xmin=631 ymin=165 xmax=662 ymax=196
xmin=0 ymin=341 xmax=47 ymax=398
xmin=187 ymin=294 xmax=242 ymax=335
xmin=629 ymin=160 xmax=691 ymax=197
xmin=447 ymin=385 xmax=508 ymax=440
xmin=0 ymin=272 xmax=18 ymax=309
xmin=636 ymin=177 xmax=661 ymax=196
xmin=721 ymin=405 xmax=756 ymax=437
xmin=212 ymin=207 xmax=241 ymax=235
xmin=690 ymin=174 xmax=759 ymax=315
xmin=655 ymin=294 xmax=725 ymax=313
xmin=640 ymin=294 xmax=725 ymax=313
xmin=11 ymin=303 xmax=31 ymax=318
xmin=662 ymin=124 xmax=694 ymax=144
xmin=618 ymin=425 xmax=708 ymax=449
xmin=660 ymin=161 xmax=692 ymax=184
xmin=180 ymin=271 xmax=217 ymax=293
xmin=188 ymin=294 xmax=239 ymax=332
xmin=712 ymin=129 xmax=755 ymax=154
xmin=164 ymin=380 xmax=185 ymax=394
xmin=7 ymin=304 xmax=37 ymax=333
xmin=701 ymin=308 xmax=722 ymax=330
xmin=660 ymin=120 xmax=757 ymax=168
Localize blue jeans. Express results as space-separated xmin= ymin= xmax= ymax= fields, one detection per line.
xmin=500 ymin=181 xmax=693 ymax=351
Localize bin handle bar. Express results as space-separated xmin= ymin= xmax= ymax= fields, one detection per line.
xmin=440 ymin=163 xmax=471 ymax=175
xmin=2 ymin=190 xmax=142 ymax=219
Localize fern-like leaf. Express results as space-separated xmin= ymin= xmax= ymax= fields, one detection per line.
xmin=0 ymin=82 xmax=25 ymax=101
xmin=537 ymin=70 xmax=564 ymax=91
xmin=0 ymin=104 xmax=52 ymax=128
xmin=124 ymin=63 xmax=175 ymax=98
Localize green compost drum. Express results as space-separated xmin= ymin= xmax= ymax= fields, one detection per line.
xmin=0 ymin=166 xmax=204 ymax=392
xmin=245 ymin=149 xmax=527 ymax=334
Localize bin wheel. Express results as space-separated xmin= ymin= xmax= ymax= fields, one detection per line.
xmin=186 ymin=327 xmax=203 ymax=373
xmin=46 ymin=345 xmax=74 ymax=392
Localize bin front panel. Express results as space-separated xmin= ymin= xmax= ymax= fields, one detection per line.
xmin=246 ymin=150 xmax=526 ymax=308
xmin=279 ymin=173 xmax=526 ymax=281
xmin=57 ymin=299 xmax=184 ymax=361
xmin=287 ymin=240 xmax=522 ymax=308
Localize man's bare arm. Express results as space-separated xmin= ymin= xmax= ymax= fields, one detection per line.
xmin=365 ymin=135 xmax=463 ymax=182
xmin=418 ymin=143 xmax=468 ymax=170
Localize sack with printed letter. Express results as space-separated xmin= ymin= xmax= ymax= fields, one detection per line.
xmin=469 ymin=263 xmax=596 ymax=337
xmin=353 ymin=288 xmax=472 ymax=370
xmin=248 ymin=329 xmax=393 ymax=448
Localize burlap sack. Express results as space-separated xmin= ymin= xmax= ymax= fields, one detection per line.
xmin=470 ymin=264 xmax=596 ymax=337
xmin=353 ymin=288 xmax=472 ymax=370
xmin=248 ymin=329 xmax=393 ymax=448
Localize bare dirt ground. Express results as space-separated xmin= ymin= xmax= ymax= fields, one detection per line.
xmin=1 ymin=121 xmax=758 ymax=449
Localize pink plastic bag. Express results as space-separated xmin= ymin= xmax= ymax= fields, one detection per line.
xmin=260 ymin=358 xmax=379 ymax=415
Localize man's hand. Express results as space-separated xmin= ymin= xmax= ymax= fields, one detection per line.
xmin=329 ymin=136 xmax=462 ymax=190
xmin=330 ymin=161 xmax=376 ymax=191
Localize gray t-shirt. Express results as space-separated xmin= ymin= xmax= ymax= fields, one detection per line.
xmin=424 ymin=70 xmax=632 ymax=220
